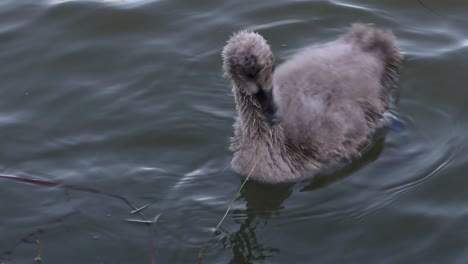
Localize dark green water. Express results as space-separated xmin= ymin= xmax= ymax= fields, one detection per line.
xmin=1 ymin=0 xmax=468 ymax=263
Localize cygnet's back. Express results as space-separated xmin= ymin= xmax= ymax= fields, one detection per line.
xmin=222 ymin=23 xmax=401 ymax=183
xmin=273 ymin=24 xmax=400 ymax=164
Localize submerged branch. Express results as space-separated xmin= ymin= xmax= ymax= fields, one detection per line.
xmin=0 ymin=174 xmax=157 ymax=264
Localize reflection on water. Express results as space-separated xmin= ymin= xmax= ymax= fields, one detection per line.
xmin=301 ymin=135 xmax=387 ymax=192
xmin=219 ymin=130 xmax=387 ymax=263
xmin=222 ymin=182 xmax=292 ymax=263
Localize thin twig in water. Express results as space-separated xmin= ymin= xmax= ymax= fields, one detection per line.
xmin=131 ymin=204 xmax=151 ymax=214
xmin=0 ymin=210 xmax=80 ymax=261
xmin=0 ymin=174 xmax=157 ymax=264
xmin=214 ymin=155 xmax=261 ymax=231
xmin=126 ymin=219 xmax=157 ymax=224
xmin=0 ymin=174 xmax=137 ymax=209
xmin=197 ymin=154 xmax=262 ymax=263
xmin=126 ymin=213 xmax=161 ymax=224
xmin=34 ymin=238 xmax=42 ymax=262
xmin=417 ymin=0 xmax=443 ymax=17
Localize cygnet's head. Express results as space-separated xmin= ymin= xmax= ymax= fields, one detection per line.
xmin=222 ymin=31 xmax=275 ymax=95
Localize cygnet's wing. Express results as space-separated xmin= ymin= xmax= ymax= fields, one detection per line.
xmin=273 ymin=24 xmax=400 ymax=161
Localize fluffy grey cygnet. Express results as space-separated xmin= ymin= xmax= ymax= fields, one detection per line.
xmin=222 ymin=23 xmax=401 ymax=183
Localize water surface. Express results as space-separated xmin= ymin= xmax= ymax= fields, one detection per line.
xmin=1 ymin=0 xmax=468 ymax=263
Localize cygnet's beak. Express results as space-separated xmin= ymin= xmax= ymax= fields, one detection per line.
xmin=255 ymin=84 xmax=281 ymax=126
xmin=265 ymin=112 xmax=282 ymax=125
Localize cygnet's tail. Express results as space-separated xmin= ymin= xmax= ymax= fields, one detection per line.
xmin=343 ymin=23 xmax=402 ymax=100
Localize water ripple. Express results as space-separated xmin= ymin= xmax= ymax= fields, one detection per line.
xmin=328 ymin=0 xmax=372 ymax=11
xmin=249 ymin=19 xmax=304 ymax=31
xmin=49 ymin=0 xmax=156 ymax=6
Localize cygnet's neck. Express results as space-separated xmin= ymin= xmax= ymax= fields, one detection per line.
xmin=233 ymin=86 xmax=282 ymax=141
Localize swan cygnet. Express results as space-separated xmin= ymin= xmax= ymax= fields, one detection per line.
xmin=222 ymin=23 xmax=401 ymax=183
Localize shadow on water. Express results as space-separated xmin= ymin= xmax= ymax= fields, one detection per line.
xmin=300 ymin=134 xmax=386 ymax=192
xmin=220 ymin=123 xmax=394 ymax=263
xmin=221 ymin=181 xmax=292 ymax=263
